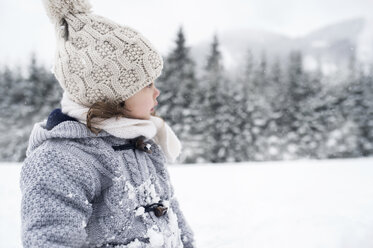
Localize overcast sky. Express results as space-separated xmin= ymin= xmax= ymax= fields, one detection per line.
xmin=0 ymin=0 xmax=372 ymax=67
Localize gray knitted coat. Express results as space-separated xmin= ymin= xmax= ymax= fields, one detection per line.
xmin=20 ymin=115 xmax=195 ymax=248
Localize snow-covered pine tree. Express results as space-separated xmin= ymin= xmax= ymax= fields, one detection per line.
xmin=0 ymin=65 xmax=28 ymax=161
xmin=289 ymin=51 xmax=327 ymax=159
xmin=0 ymin=66 xmax=16 ymax=118
xmin=243 ymin=51 xmax=270 ymax=161
xmin=252 ymin=51 xmax=286 ymax=161
xmin=219 ymin=70 xmax=242 ymax=163
xmin=297 ymin=66 xmax=326 ymax=159
xmin=341 ymin=57 xmax=373 ymax=157
xmin=0 ymin=54 xmax=62 ymax=162
xmin=155 ymin=26 xmax=200 ymax=163
xmin=252 ymin=51 xmax=268 ymax=97
xmin=360 ymin=63 xmax=373 ymax=156
xmin=232 ymin=49 xmax=255 ymax=161
xmin=26 ymin=53 xmax=62 ymax=119
xmin=316 ymin=82 xmax=360 ymax=159
xmin=256 ymin=57 xmax=286 ymax=161
xmin=319 ymin=53 xmax=362 ymax=158
xmin=198 ymin=34 xmax=240 ymax=163
xmin=276 ymin=50 xmax=309 ymax=159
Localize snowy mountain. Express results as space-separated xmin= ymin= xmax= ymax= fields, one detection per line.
xmin=191 ymin=18 xmax=368 ymax=76
xmin=356 ymin=17 xmax=373 ymax=68
xmin=296 ymin=18 xmax=364 ymax=73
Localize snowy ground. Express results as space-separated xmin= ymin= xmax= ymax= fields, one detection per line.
xmin=1 ymin=158 xmax=373 ymax=248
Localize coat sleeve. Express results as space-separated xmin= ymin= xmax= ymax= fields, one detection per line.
xmin=169 ymin=186 xmax=196 ymax=248
xmin=20 ymin=147 xmax=99 ymax=248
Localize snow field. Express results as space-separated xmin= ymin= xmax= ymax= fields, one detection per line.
xmin=1 ymin=158 xmax=373 ymax=247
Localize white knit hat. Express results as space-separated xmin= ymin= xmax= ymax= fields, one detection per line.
xmin=42 ymin=0 xmax=164 ymax=106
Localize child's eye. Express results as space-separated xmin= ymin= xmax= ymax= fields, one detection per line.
xmin=147 ymin=83 xmax=153 ymax=88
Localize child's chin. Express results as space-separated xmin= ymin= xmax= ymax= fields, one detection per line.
xmin=142 ymin=114 xmax=151 ymax=120
xmin=126 ymin=114 xmax=149 ymax=120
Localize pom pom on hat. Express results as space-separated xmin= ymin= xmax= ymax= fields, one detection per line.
xmin=42 ymin=0 xmax=92 ymax=24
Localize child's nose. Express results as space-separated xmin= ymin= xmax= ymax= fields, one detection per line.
xmin=154 ymin=87 xmax=160 ymax=98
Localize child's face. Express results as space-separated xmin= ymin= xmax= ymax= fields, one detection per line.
xmin=124 ymin=82 xmax=160 ymax=120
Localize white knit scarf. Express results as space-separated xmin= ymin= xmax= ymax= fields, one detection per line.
xmin=60 ymin=93 xmax=181 ymax=163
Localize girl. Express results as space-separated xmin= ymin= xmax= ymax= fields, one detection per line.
xmin=20 ymin=0 xmax=196 ymax=247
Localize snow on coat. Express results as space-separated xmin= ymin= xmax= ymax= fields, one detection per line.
xmin=20 ymin=110 xmax=195 ymax=248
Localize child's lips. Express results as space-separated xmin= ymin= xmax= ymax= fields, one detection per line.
xmin=151 ymin=102 xmax=158 ymax=111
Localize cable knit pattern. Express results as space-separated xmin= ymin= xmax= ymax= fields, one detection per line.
xmin=20 ymin=120 xmax=195 ymax=247
xmin=42 ymin=0 xmax=164 ymax=106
